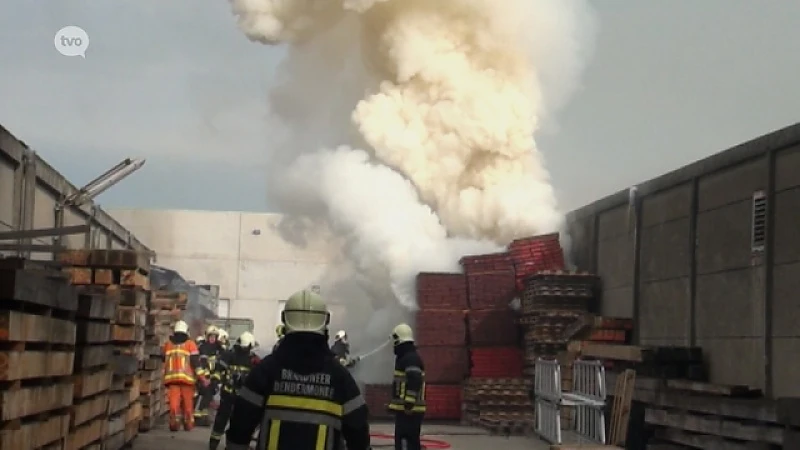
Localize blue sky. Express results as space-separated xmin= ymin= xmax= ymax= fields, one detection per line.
xmin=1 ymin=1 xmax=798 ymax=212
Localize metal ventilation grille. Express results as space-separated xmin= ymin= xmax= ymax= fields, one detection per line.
xmin=751 ymin=191 xmax=767 ymax=252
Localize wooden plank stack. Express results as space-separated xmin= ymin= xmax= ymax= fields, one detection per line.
xmin=59 ymin=249 xmax=151 ymax=450
xmin=0 ymin=258 xmax=78 ymax=450
xmin=606 ymin=372 xmax=781 ymax=449
xmin=70 ymin=288 xmax=115 ymax=449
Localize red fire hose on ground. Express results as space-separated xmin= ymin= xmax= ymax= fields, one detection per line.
xmin=369 ymin=432 xmax=452 ymax=449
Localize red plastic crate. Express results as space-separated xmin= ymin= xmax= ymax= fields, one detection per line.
xmin=424 ymin=385 xmax=462 ymax=420
xmin=416 ymin=272 xmax=468 ymax=310
xmin=418 ymin=346 xmax=469 ymax=384
xmin=364 ymin=384 xmax=392 ymax=419
xmin=470 ymin=347 xmax=524 ymax=378
xmin=468 ymin=309 xmax=518 ymax=346
xmin=466 ymin=270 xmax=516 ymax=309
xmin=415 ymin=310 xmax=466 ymax=346
xmin=460 ymin=252 xmax=514 ymax=274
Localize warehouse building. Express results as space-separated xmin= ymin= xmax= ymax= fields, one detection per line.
xmin=565 ymin=122 xmax=800 ymax=397
xmin=109 ymin=208 xmax=333 ymax=345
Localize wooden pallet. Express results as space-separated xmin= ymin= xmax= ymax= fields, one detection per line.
xmin=64 ymin=267 xmax=150 ymax=290
xmin=608 ymin=369 xmax=635 ymax=446
xmin=0 ymin=269 xmax=78 ymax=448
xmin=57 ymin=250 xmax=150 ymax=273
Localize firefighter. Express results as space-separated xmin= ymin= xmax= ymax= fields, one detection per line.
xmin=163 ymin=320 xmax=204 ymax=432
xmin=272 ymin=324 xmax=285 ymax=352
xmin=389 ymin=323 xmax=426 ymax=450
xmin=332 ymin=330 xmax=359 ymax=368
xmin=218 ymin=329 xmax=230 ymax=350
xmin=196 ymin=325 xmax=224 ymax=426
xmin=224 ymin=290 xmax=371 ymax=450
xmin=208 ymin=331 xmax=260 ymax=450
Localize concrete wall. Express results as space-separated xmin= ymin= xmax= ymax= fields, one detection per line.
xmin=109 ymin=208 xmax=333 ymax=346
xmin=565 ymin=122 xmax=800 ymax=397
xmin=0 ymin=124 xmax=152 ymax=256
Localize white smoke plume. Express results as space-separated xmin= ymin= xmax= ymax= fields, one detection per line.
xmin=227 ymin=0 xmax=596 ymax=381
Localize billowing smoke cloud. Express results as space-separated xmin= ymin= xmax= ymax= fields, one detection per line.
xmin=228 ymin=0 xmax=595 ymax=381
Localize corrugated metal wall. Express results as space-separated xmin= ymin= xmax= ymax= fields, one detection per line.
xmin=565 ymin=122 xmax=800 ymax=397
xmin=0 ymin=124 xmax=153 ymax=256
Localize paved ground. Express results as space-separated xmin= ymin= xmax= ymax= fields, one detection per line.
xmin=134 ymin=421 xmax=557 ymax=449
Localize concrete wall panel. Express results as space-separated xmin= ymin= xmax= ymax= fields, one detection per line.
xmin=696 ymin=268 xmax=765 ymax=338
xmin=597 ymin=205 xmax=629 ymax=241
xmin=639 ymin=218 xmax=691 ymax=282
xmin=601 ymin=286 xmax=633 ymax=318
xmin=597 ymin=236 xmax=634 ymax=289
xmin=775 ymin=144 xmax=800 ymax=191
xmin=698 ymin=158 xmax=766 ymax=212
xmin=772 ymin=337 xmax=800 ymax=397
xmin=696 ymin=200 xmax=755 ymax=274
xmin=773 ymin=187 xmax=800 ymax=265
xmin=564 ymin=215 xmax=595 ymax=272
xmin=697 ymin=337 xmax=764 ymax=388
xmin=0 ymin=160 xmax=14 ymax=226
xmin=641 ymin=183 xmax=692 ymax=227
xmin=638 ymin=278 xmax=690 ymax=342
xmin=239 ymin=214 xmax=331 ymax=263
xmin=771 ymin=261 xmax=800 ymax=338
xmin=238 ymin=260 xmax=326 ymax=301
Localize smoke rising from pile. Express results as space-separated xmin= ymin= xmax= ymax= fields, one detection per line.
xmin=228 ymin=0 xmax=595 ymax=381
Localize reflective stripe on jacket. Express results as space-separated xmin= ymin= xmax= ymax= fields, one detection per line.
xmin=388 ymin=368 xmax=426 ymax=413
xmin=164 ymin=339 xmax=199 ymax=385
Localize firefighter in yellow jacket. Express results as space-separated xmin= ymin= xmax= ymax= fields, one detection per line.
xmin=224 ymin=290 xmax=371 ymax=450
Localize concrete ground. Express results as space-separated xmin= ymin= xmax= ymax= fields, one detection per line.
xmin=133 ymin=421 xmax=558 ymax=450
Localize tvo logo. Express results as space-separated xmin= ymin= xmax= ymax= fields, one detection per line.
xmin=54 ymin=26 xmax=90 ymax=58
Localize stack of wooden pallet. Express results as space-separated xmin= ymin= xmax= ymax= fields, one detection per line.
xmin=461 ymin=378 xmax=534 ymax=436
xmin=0 ymin=258 xmax=78 ymax=449
xmin=71 ymin=287 xmax=116 ymax=449
xmin=60 ymin=249 xmax=151 ymax=449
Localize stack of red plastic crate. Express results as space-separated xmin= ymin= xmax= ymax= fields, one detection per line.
xmin=508 ymin=233 xmax=566 ymax=291
xmin=415 ymin=272 xmax=469 ymax=420
xmin=460 ymin=252 xmax=523 ymax=379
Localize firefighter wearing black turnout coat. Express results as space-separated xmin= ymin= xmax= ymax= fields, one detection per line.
xmin=388 ymin=323 xmax=426 ymax=450
xmin=208 ymin=331 xmax=260 ymax=450
xmin=196 ymin=325 xmax=225 ymax=426
xmin=224 ymin=290 xmax=371 ymax=450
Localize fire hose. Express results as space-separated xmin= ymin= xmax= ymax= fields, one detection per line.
xmin=369 ymin=432 xmax=452 ymax=449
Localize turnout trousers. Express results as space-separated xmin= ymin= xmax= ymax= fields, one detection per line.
xmin=167 ymin=384 xmax=195 ymax=431
xmin=394 ymin=412 xmax=423 ymax=450
xmin=209 ymin=392 xmax=235 ymax=449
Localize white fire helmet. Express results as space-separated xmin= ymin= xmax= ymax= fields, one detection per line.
xmin=237 ymin=331 xmax=256 ymax=348
xmin=282 ymin=290 xmax=330 ymax=335
xmin=392 ymin=323 xmax=414 ymax=345
xmin=174 ymin=320 xmax=189 ymax=334
xmin=335 ymin=330 xmax=347 ymax=341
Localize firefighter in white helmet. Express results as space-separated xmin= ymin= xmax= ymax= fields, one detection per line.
xmin=331 ymin=330 xmax=359 ymax=368
xmin=389 ymin=323 xmax=426 ymax=450
xmin=208 ymin=331 xmax=260 ymax=450
xmin=195 ymin=325 xmax=224 ymax=426
xmin=163 ymin=320 xmax=203 ymax=431
xmin=225 ymin=290 xmax=371 ymax=450
xmin=218 ymin=329 xmax=230 ymax=350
